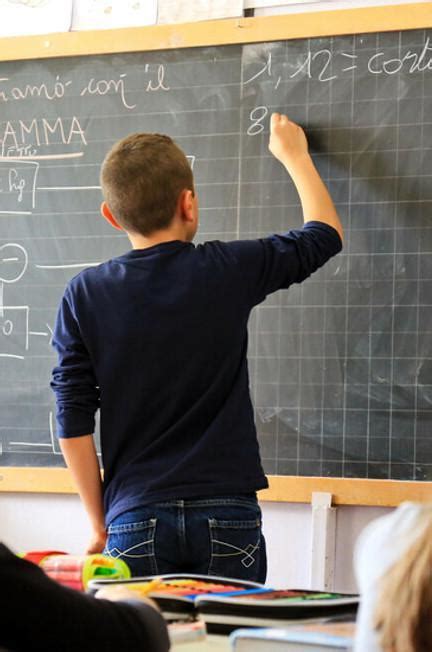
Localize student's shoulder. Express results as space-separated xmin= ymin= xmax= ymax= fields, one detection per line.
xmin=65 ymin=259 xmax=117 ymax=290
xmin=0 ymin=542 xmax=16 ymax=560
xmin=358 ymin=502 xmax=425 ymax=547
xmin=354 ymin=502 xmax=425 ymax=587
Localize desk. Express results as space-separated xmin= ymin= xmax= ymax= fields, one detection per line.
xmin=171 ymin=634 xmax=230 ymax=651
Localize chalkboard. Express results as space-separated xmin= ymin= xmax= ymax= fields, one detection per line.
xmin=0 ymin=20 xmax=431 ymax=484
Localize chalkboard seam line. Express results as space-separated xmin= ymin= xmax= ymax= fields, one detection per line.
xmin=0 ymin=211 xmax=32 ymax=215
xmin=18 ymin=212 xmax=101 ymax=217
xmin=9 ymin=442 xmax=52 ymax=447
xmin=37 ymin=186 xmax=101 ymax=191
xmin=237 ymin=176 xmax=432 ymax=181
xmin=0 ymin=426 xmax=52 ymax=428
xmin=200 ymin=201 xmax=432 ymax=208
xmin=0 ymin=154 xmax=84 ymax=161
xmin=1 ymin=453 xmax=60 ymax=457
xmin=0 ymin=354 xmax=24 ymax=360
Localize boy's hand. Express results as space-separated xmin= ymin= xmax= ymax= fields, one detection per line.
xmin=268 ymin=113 xmax=343 ymax=240
xmin=268 ymin=113 xmax=309 ymax=171
xmin=86 ymin=528 xmax=107 ymax=554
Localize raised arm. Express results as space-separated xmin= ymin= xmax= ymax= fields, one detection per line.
xmin=268 ymin=112 xmax=344 ymax=242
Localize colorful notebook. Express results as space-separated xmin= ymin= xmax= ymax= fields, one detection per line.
xmin=88 ymin=574 xmax=358 ymax=633
xmin=195 ymin=589 xmax=358 ymax=633
xmin=88 ymin=573 xmax=263 ymax=620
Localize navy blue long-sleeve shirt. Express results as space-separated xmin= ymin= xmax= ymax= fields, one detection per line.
xmin=51 ymin=222 xmax=342 ymax=525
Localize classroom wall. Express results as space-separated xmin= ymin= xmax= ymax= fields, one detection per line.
xmin=0 ymin=492 xmax=389 ymax=592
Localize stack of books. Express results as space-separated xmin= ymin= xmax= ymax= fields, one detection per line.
xmin=230 ymin=621 xmax=355 ymax=650
xmin=88 ymin=573 xmax=358 ymax=637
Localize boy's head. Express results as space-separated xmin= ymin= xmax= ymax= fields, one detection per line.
xmin=100 ymin=133 xmax=195 ymax=236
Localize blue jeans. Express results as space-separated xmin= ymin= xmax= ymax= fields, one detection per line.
xmin=104 ymin=495 xmax=267 ymax=583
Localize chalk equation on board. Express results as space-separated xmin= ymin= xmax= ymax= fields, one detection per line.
xmin=243 ymin=36 xmax=432 ymax=87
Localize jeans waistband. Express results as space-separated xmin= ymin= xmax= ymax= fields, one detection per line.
xmin=151 ymin=493 xmax=258 ymax=508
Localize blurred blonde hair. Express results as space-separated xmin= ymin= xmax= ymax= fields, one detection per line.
xmin=374 ymin=504 xmax=432 ymax=652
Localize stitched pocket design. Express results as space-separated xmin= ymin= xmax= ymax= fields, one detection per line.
xmin=208 ymin=517 xmax=261 ymax=580
xmin=105 ymin=518 xmax=158 ymax=575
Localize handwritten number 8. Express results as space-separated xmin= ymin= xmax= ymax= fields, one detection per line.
xmin=248 ymin=106 xmax=269 ymax=136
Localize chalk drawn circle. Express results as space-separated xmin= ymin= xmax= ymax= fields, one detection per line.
xmin=2 ymin=320 xmax=13 ymax=336
xmin=0 ymin=243 xmax=28 ymax=284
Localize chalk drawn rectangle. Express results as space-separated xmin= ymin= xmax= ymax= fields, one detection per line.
xmin=0 ymin=161 xmax=39 ymax=214
xmin=0 ymin=307 xmax=29 ymax=358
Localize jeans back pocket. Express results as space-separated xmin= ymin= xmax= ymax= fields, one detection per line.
xmin=208 ymin=517 xmax=262 ymax=582
xmin=105 ymin=518 xmax=158 ymax=577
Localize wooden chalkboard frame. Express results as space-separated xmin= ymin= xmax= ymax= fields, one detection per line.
xmin=0 ymin=3 xmax=431 ymax=62
xmin=0 ymin=3 xmax=431 ymax=504
xmin=0 ymin=467 xmax=431 ymax=506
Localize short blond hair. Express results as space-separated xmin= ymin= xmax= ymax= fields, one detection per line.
xmin=100 ymin=133 xmax=194 ymax=236
xmin=374 ymin=505 xmax=432 ymax=652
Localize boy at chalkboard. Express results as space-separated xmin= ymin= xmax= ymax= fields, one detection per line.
xmin=51 ymin=114 xmax=343 ymax=580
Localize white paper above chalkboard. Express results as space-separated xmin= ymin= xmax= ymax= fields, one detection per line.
xmin=0 ymin=0 xmax=72 ymax=37
xmin=71 ymin=0 xmax=157 ymax=31
xmin=157 ymin=0 xmax=243 ymax=24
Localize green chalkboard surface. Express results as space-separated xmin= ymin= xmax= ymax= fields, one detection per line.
xmin=0 ymin=27 xmax=431 ymax=480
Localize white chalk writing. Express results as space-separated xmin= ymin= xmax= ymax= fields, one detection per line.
xmin=368 ymin=38 xmax=432 ymax=74
xmin=8 ymin=169 xmax=25 ymax=202
xmin=243 ymin=37 xmax=432 ymax=86
xmin=0 ymin=117 xmax=87 ymax=158
xmin=0 ymin=64 xmax=171 ymax=108
xmin=145 ymin=64 xmax=170 ymax=92
xmin=248 ymin=106 xmax=268 ymax=136
xmin=80 ymin=74 xmax=136 ymax=110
